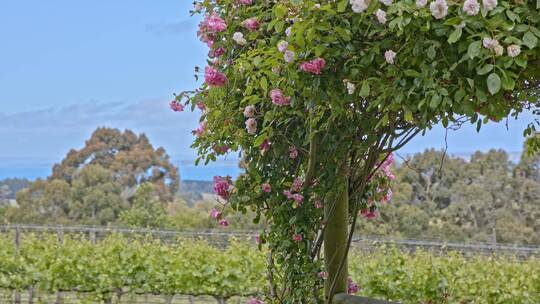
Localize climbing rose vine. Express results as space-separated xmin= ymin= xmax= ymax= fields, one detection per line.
xmin=173 ymin=0 xmax=540 ymax=302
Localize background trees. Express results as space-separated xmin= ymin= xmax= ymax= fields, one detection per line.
xmin=3 ymin=128 xmax=179 ymax=226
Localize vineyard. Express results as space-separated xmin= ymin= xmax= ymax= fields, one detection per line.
xmin=0 ymin=227 xmax=539 ymax=304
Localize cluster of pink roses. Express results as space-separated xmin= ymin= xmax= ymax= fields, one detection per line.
xmin=197 ymin=13 xmax=227 ymax=48
xmin=299 ymin=58 xmax=326 ymax=74
xmin=244 ymin=105 xmax=258 ymax=134
xmin=204 ymin=66 xmax=227 ymax=87
xmin=347 ymin=277 xmax=360 ymax=294
xmin=169 ymin=100 xmax=184 ymax=112
xmin=283 ymin=178 xmax=304 ymax=207
xmin=213 ymin=175 xmax=232 ymax=200
xmin=270 ymin=89 xmax=291 ymax=106
xmin=210 ymin=208 xmax=229 ymax=227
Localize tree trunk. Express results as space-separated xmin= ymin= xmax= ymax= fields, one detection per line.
xmin=324 ymin=170 xmax=349 ymax=302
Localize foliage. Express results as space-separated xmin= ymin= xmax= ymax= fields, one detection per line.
xmin=176 ymin=0 xmax=540 ymax=300
xmin=119 ymin=183 xmax=169 ymax=228
xmin=0 ymin=234 xmax=539 ymax=303
xmin=357 ymin=147 xmax=540 ymax=244
xmin=3 ymin=128 xmax=179 ymax=226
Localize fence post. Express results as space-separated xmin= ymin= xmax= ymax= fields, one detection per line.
xmin=90 ymin=227 xmax=96 ymax=245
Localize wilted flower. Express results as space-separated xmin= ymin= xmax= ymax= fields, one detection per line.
xmin=245 ymin=118 xmax=257 ymax=134
xmin=244 ymin=105 xmax=256 ymax=118
xmin=289 ymin=146 xmax=298 ymax=159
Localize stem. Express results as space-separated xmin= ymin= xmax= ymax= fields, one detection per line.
xmin=324 ymin=164 xmax=349 ymax=303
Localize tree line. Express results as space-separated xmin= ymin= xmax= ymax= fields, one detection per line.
xmin=0 ymin=128 xmax=538 ymax=244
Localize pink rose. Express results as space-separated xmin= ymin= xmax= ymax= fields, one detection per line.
xmin=193 ymin=121 xmax=208 ymax=137
xmin=239 ymin=0 xmax=254 ymax=5
xmin=299 ymin=58 xmax=326 ymax=74
xmin=293 ymin=234 xmax=303 ymax=242
xmin=247 ymin=299 xmax=263 ymax=304
xmin=210 ymin=208 xmax=222 ymax=219
xmin=243 ymin=18 xmax=259 ymax=31
xmin=209 ymin=47 xmax=226 ymax=58
xmin=314 ymin=200 xmax=322 ymax=209
xmin=169 ymin=101 xmax=184 ymax=112
xmin=270 ymin=89 xmax=291 ymax=106
xmin=347 ymin=277 xmax=360 ymax=294
xmin=260 ymin=139 xmax=271 ymax=152
xmin=292 ymin=178 xmax=303 ymax=192
xmin=262 ymin=183 xmax=272 ymax=193
xmin=360 ymin=209 xmax=377 ymax=219
xmin=218 ymin=218 xmax=230 ymax=227
xmin=213 ymin=176 xmax=231 ymax=200
xmin=318 ymin=271 xmax=328 ymax=279
xmin=292 ymin=193 xmax=304 ymax=204
xmin=289 ymin=146 xmax=298 ymax=159
xmin=245 ymin=118 xmax=258 ymax=134
xmin=204 ymin=66 xmax=228 ymax=87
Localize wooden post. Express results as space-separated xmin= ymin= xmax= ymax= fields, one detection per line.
xmin=324 ymin=170 xmax=349 ymax=302
xmin=28 ymin=287 xmax=34 ymax=304
xmin=90 ymin=228 xmax=97 ymax=245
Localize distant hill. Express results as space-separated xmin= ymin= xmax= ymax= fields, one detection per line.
xmin=0 ymin=178 xmax=30 ymax=200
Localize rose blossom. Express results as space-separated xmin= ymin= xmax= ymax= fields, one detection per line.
xmin=289 ymin=146 xmax=298 ymax=159
xmin=244 ymin=105 xmax=256 ymax=118
xmin=247 ymin=299 xmax=263 ymax=304
xmin=193 ymin=121 xmax=208 ymax=137
xmin=196 ymin=101 xmax=206 ymax=111
xmin=463 ymin=0 xmax=480 ymax=16
xmin=283 ymin=50 xmax=295 ymax=63
xmin=233 ymin=32 xmax=247 ymax=45
xmin=350 ymin=0 xmax=369 ymax=13
xmin=292 ymin=193 xmax=304 ymax=204
xmin=243 ymin=18 xmax=259 ymax=31
xmin=209 ymin=47 xmax=226 ymax=58
xmin=239 ymin=0 xmax=253 ymax=5
xmin=213 ymin=176 xmax=231 ymax=200
xmin=375 ymin=9 xmax=387 ymax=24
xmin=255 ymin=234 xmax=262 ymax=244
xmin=347 ymin=277 xmax=360 ymax=294
xmin=245 ymin=118 xmax=258 ymax=134
xmin=314 ymin=200 xmax=323 ymax=209
xmin=292 ymin=178 xmax=303 ymax=192
xmin=204 ymin=66 xmax=227 ymax=87
xmin=218 ymin=218 xmax=230 ymax=227
xmin=283 ymin=190 xmax=294 ymax=199
xmin=384 ymin=50 xmax=396 ymax=64
xmin=482 ymin=0 xmax=497 ymax=11
xmin=169 ymin=101 xmax=184 ymax=112
xmin=210 ymin=208 xmax=222 ymax=219
xmin=299 ymin=58 xmax=326 ymax=74
xmin=277 ymin=41 xmax=289 ymax=53
xmin=262 ymin=183 xmax=272 ymax=193
xmin=270 ymin=89 xmax=291 ymax=106
xmin=416 ymin=0 xmax=427 ymax=8
xmin=360 ymin=209 xmax=377 ymax=219
xmin=293 ymin=234 xmax=303 ymax=242
xmin=507 ymin=44 xmax=521 ymax=58
xmin=380 ymin=0 xmax=392 ymax=5
xmin=319 ymin=271 xmax=328 ymax=279
xmin=430 ymin=0 xmax=448 ymax=19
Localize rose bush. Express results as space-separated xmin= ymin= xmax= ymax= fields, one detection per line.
xmin=174 ymin=0 xmax=540 ymax=302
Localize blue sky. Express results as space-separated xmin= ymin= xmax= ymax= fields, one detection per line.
xmin=0 ymin=1 xmax=535 ymax=180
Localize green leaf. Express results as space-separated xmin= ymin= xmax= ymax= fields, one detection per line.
xmin=476 ymin=64 xmax=493 ymax=75
xmin=335 ymin=27 xmax=351 ymax=41
xmin=260 ymin=77 xmax=268 ymax=93
xmin=523 ymin=31 xmax=538 ymax=49
xmin=253 ymin=133 xmax=268 ymax=147
xmin=359 ymin=82 xmax=370 ymax=97
xmin=447 ymin=28 xmax=462 ymax=44
xmin=501 ymin=73 xmax=516 ymax=90
xmin=467 ymin=41 xmax=482 ymax=59
xmin=430 ymin=94 xmax=442 ymax=109
xmin=337 ymin=0 xmax=348 ymax=12
xmin=487 ymin=73 xmax=501 ymax=95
